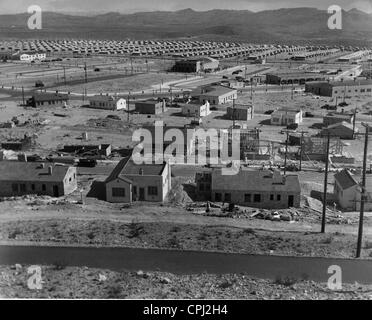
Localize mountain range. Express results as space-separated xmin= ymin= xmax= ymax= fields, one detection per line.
xmin=0 ymin=8 xmax=370 ymax=45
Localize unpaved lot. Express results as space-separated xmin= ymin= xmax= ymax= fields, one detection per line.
xmin=1 ymin=265 xmax=371 ymax=299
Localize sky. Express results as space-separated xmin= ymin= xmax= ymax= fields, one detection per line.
xmin=0 ymin=0 xmax=371 ymax=14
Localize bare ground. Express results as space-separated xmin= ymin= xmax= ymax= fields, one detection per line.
xmin=1 ymin=265 xmax=372 ymax=299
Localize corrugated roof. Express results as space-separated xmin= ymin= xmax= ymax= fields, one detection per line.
xmin=0 ymin=162 xmax=70 ymax=182
xmin=32 ymin=93 xmax=69 ymax=102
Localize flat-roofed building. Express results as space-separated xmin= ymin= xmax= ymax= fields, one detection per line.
xmin=135 ymin=99 xmax=166 ymax=115
xmin=0 ymin=161 xmax=77 ymax=198
xmin=181 ymin=101 xmax=211 ymax=117
xmin=305 ymin=79 xmax=372 ymax=98
xmin=196 ymin=168 xmax=301 ymax=209
xmin=266 ymin=72 xmax=327 ymax=85
xmin=105 ymin=158 xmax=171 ymax=203
xmin=194 ymin=85 xmax=238 ymax=106
xmin=271 ymin=108 xmax=303 ymax=126
xmin=226 ymin=104 xmax=254 ymax=121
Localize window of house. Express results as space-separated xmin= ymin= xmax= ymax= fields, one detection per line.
xmin=270 ymin=194 xmax=274 ymax=201
xmin=148 ymin=186 xmax=158 ymax=196
xmin=244 ymin=194 xmax=252 ymax=203
xmin=215 ymin=193 xmax=222 ymax=202
xmin=224 ymin=193 xmax=231 ymax=203
xmin=277 ymin=194 xmax=281 ymax=201
xmin=31 ymin=184 xmax=35 ymax=191
xmin=254 ymin=194 xmax=261 ymax=203
xmin=12 ymin=184 xmax=18 ymax=192
xmin=42 ymin=184 xmax=46 ymax=192
xmin=20 ymin=184 xmax=26 ymax=192
xmin=112 ymin=188 xmax=125 ymax=198
xmin=199 ymin=183 xmax=204 ymax=191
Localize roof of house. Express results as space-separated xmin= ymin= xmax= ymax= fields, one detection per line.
xmin=105 ymin=158 xmax=167 ymax=183
xmin=227 ymin=104 xmax=253 ymax=110
xmin=135 ymin=99 xmax=163 ymax=106
xmin=211 ymin=169 xmax=300 ymax=193
xmin=325 ymin=121 xmax=355 ymax=131
xmin=268 ymin=72 xmax=324 ymax=78
xmin=0 ymin=162 xmax=71 ymax=182
xmin=90 ymin=95 xmax=122 ymax=103
xmin=198 ymin=85 xmax=237 ymax=97
xmin=334 ymin=170 xmax=358 ymax=190
xmin=325 ymin=112 xmax=354 ymax=119
xmin=272 ymin=108 xmax=302 ymax=115
xmin=31 ymin=93 xmax=69 ymax=102
xmin=330 ymin=79 xmax=372 ymax=87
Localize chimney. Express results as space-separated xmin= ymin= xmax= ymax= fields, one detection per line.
xmin=48 ymin=166 xmax=53 ymax=175
xmin=272 ymin=170 xmax=284 ymax=183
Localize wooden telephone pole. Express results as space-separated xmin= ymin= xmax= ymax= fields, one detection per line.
xmin=321 ymin=132 xmax=331 ymax=234
xmin=356 ymin=124 xmax=370 ymax=258
xmin=298 ymin=131 xmax=308 ymax=171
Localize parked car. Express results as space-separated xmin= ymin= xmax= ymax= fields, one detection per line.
xmin=106 ymin=115 xmax=121 ymax=121
xmin=78 ymin=159 xmax=97 ymax=168
xmin=35 ymin=80 xmax=44 ymax=88
xmin=287 ymin=123 xmax=298 ymax=131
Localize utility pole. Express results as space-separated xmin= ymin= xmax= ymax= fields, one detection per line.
xmin=299 ymin=131 xmax=308 ymax=171
xmin=21 ymin=86 xmax=25 ymax=106
xmin=321 ymin=132 xmax=331 ymax=234
xmin=283 ymin=130 xmax=290 ymax=176
xmin=84 ymin=62 xmax=88 ymax=84
xmin=63 ymin=66 xmax=67 ymax=86
xmin=356 ymin=124 xmax=370 ymax=258
xmin=127 ymin=95 xmax=130 ymax=123
xmin=352 ymin=108 xmax=357 ymax=140
xmin=232 ymin=99 xmax=236 ymax=128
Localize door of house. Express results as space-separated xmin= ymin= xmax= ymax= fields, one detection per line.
xmin=139 ymin=188 xmax=145 ymax=201
xmin=133 ymin=186 xmax=137 ymax=201
xmin=53 ymin=185 xmax=59 ymax=197
xmin=288 ymin=195 xmax=294 ymax=207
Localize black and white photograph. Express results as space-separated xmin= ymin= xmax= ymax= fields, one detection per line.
xmin=0 ymin=0 xmax=371 ymax=306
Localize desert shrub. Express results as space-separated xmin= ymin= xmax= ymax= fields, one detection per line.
xmin=106 ymin=284 xmax=122 ymax=299
xmin=127 ymin=220 xmax=145 ymax=239
xmin=87 ymin=232 xmax=95 ymax=240
xmin=167 ymin=235 xmax=181 ymax=249
xmin=274 ymin=276 xmax=298 ymax=287
xmin=243 ymin=228 xmax=256 ymax=235
xmin=364 ymin=241 xmax=372 ymax=249
xmin=52 ymin=261 xmax=67 ymax=271
xmin=8 ymin=228 xmax=22 ymax=239
xmin=321 ymin=235 xmax=334 ymax=244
